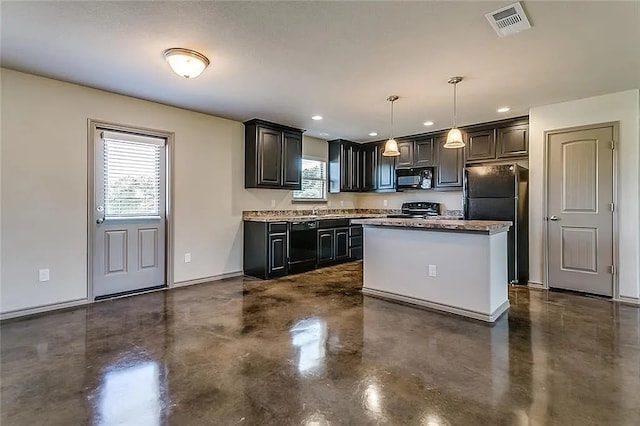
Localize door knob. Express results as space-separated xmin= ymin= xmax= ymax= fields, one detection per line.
xmin=549 ymin=215 xmax=559 ymax=221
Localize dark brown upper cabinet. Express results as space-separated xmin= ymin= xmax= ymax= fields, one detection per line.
xmin=361 ymin=143 xmax=378 ymax=191
xmin=435 ymin=133 xmax=464 ymax=189
xmin=414 ymin=137 xmax=436 ymax=167
xmin=497 ymin=122 xmax=528 ymax=158
xmin=465 ymin=117 xmax=529 ymax=163
xmin=245 ymin=119 xmax=304 ymax=189
xmin=396 ymin=141 xmax=414 ymax=168
xmin=329 ymin=139 xmax=361 ymax=193
xmin=376 ymin=141 xmax=396 ymax=191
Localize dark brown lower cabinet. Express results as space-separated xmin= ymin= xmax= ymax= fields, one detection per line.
xmin=244 ymin=221 xmax=288 ymax=279
xmin=334 ymin=228 xmax=350 ymax=261
xmin=349 ymin=225 xmax=363 ymax=260
xmin=317 ymin=229 xmax=335 ymax=265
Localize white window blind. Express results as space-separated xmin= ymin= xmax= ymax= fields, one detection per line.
xmin=102 ymin=133 xmax=164 ymax=218
xmin=293 ymin=159 xmax=327 ymax=200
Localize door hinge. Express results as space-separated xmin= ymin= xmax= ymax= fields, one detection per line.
xmin=610 ymin=203 xmax=615 ymax=212
xmin=608 ymin=265 xmax=616 ymax=275
xmin=610 ymin=140 xmax=615 ymax=150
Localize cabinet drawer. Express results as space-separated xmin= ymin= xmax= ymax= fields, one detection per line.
xmin=349 ymin=236 xmax=363 ymax=248
xmin=318 ymin=219 xmax=350 ymax=229
xmin=268 ymin=222 xmax=288 ymax=233
xmin=349 ymin=225 xmax=363 ymax=237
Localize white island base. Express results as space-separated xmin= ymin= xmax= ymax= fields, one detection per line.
xmin=357 ymin=222 xmax=510 ymax=323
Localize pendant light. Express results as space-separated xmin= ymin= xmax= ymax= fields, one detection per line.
xmin=382 ymin=95 xmax=400 ymax=157
xmin=163 ymin=48 xmax=210 ymax=79
xmin=444 ymin=77 xmax=465 ymax=149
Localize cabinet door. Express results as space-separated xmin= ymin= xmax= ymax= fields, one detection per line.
xmin=350 ymin=144 xmax=361 ymax=191
xmin=268 ymin=232 xmax=288 ymax=277
xmin=257 ymin=126 xmax=282 ymax=187
xmin=466 ymin=128 xmax=496 ymax=162
xmin=377 ymin=143 xmax=396 ymax=190
xmin=317 ymin=230 xmax=335 ymax=264
xmin=361 ymin=144 xmax=378 ymax=191
xmin=435 ymin=134 xmax=464 ymax=188
xmin=414 ymin=137 xmax=435 ymax=166
xmin=396 ymin=141 xmax=414 ymax=168
xmin=282 ymin=131 xmax=302 ymax=189
xmin=497 ymin=123 xmax=528 ymax=158
xmin=334 ymin=228 xmax=350 ymax=261
xmin=339 ymin=143 xmax=352 ymax=191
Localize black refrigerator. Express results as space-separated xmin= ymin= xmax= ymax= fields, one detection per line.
xmin=464 ymin=164 xmax=528 ymax=284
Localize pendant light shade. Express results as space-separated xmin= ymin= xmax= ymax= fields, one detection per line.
xmin=444 ymin=77 xmax=465 ymax=149
xmin=382 ymin=95 xmax=400 ymax=157
xmin=163 ymin=48 xmax=210 ymax=79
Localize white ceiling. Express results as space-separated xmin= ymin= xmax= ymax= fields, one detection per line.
xmin=2 ymin=1 xmax=639 ymax=141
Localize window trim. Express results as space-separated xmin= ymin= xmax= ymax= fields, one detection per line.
xmin=292 ymin=156 xmax=328 ymax=202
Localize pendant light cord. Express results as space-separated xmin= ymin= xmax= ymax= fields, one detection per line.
xmin=452 ymin=82 xmax=457 ymax=129
xmin=390 ymin=100 xmax=394 ymax=139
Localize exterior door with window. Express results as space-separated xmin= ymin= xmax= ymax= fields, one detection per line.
xmin=93 ymin=130 xmax=166 ymax=298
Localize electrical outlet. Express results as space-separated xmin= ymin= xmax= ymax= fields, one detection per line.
xmin=428 ymin=264 xmax=437 ymax=277
xmin=340 ymin=200 xmax=344 ymax=207
xmin=184 ymin=253 xmax=191 ymax=263
xmin=271 ymin=199 xmax=276 ymax=207
xmin=383 ymin=199 xmax=388 ymax=207
xmin=39 ymin=269 xmax=50 ymax=282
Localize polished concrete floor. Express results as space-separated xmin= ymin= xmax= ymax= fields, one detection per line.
xmin=2 ymin=262 xmax=639 ymax=425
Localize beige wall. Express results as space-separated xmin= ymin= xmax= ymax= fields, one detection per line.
xmin=528 ymin=90 xmax=640 ymax=301
xmin=357 ymin=191 xmax=463 ymax=212
xmin=0 ymin=69 xmax=355 ymax=314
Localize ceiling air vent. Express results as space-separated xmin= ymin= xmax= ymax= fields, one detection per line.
xmin=485 ymin=2 xmax=531 ymax=37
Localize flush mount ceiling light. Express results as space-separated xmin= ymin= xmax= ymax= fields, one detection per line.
xmin=382 ymin=96 xmax=400 ymax=157
xmin=311 ymin=115 xmax=323 ymax=121
xmin=369 ymin=132 xmax=378 ymax=137
xmin=444 ymin=77 xmax=465 ymax=149
xmin=497 ymin=106 xmax=511 ymax=113
xmin=423 ymin=121 xmax=434 ymax=126
xmin=163 ymin=48 xmax=210 ymax=79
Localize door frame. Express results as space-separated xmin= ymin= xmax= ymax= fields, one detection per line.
xmin=87 ymin=119 xmax=175 ymax=301
xmin=542 ymin=121 xmax=619 ymax=298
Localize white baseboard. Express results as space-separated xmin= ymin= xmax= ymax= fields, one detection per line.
xmin=615 ymin=295 xmax=640 ymax=306
xmin=362 ymin=287 xmax=510 ymax=323
xmin=172 ymin=271 xmax=243 ymax=288
xmin=527 ymin=281 xmax=545 ymax=290
xmin=0 ymin=298 xmax=89 ymax=321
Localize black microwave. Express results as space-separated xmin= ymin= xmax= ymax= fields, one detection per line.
xmin=396 ymin=167 xmax=433 ymax=190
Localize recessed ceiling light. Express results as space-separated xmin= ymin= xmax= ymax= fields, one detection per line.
xmin=369 ymin=132 xmax=378 ymax=137
xmin=312 ymin=115 xmax=323 ymax=121
xmin=319 ymin=132 xmax=329 ymax=136
xmin=423 ymin=121 xmax=434 ymax=126
xmin=497 ymin=107 xmax=510 ymax=113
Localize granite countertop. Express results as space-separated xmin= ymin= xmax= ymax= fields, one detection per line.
xmin=351 ymin=218 xmax=512 ymax=234
xmin=243 ymin=213 xmax=389 ymax=222
xmin=242 ymin=208 xmax=465 ymax=223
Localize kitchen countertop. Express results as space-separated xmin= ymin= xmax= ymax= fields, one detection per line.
xmin=351 ymin=218 xmax=512 ymax=234
xmin=243 ymin=214 xmax=464 ymax=223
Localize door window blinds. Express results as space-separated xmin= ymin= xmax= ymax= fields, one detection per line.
xmin=101 ymin=131 xmax=165 ymax=218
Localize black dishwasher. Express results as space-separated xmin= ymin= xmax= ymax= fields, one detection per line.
xmin=288 ymin=221 xmax=318 ymax=274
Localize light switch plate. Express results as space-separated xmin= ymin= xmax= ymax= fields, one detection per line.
xmin=39 ymin=269 xmax=50 ymax=282
xmin=428 ymin=265 xmax=437 ymax=277
xmin=184 ymin=253 xmax=191 ymax=263
xmin=383 ymin=199 xmax=388 ymax=207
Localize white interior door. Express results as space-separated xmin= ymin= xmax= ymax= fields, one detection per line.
xmin=93 ymin=130 xmax=166 ymax=298
xmin=547 ymin=124 xmax=614 ymax=296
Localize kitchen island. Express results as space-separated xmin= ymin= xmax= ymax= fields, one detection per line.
xmin=351 ymin=217 xmax=512 ymax=323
